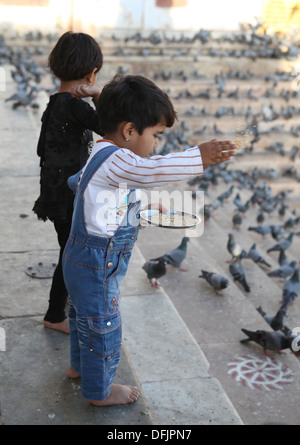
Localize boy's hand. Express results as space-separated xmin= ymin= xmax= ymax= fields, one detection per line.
xmin=71 ymin=84 xmax=101 ymax=102
xmin=198 ymin=139 xmax=236 ymax=168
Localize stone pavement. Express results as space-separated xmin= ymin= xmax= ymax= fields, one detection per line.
xmin=0 ymin=65 xmax=242 ymax=426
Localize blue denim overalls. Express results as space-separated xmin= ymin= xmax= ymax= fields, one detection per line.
xmin=62 ymin=145 xmax=140 ymax=401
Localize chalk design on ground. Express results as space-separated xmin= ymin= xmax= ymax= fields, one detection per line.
xmin=228 ymin=354 xmax=294 ymax=390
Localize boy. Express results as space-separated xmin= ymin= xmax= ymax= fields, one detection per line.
xmin=63 ymin=74 xmax=236 ymax=405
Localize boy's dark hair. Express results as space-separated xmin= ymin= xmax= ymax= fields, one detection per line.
xmin=48 ymin=31 xmax=103 ymax=81
xmin=97 ymin=74 xmax=177 ymax=135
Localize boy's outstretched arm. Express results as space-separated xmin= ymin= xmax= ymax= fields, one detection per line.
xmin=198 ymin=138 xmax=236 ymax=168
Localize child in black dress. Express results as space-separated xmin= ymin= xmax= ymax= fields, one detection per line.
xmin=33 ymin=31 xmax=103 ymax=334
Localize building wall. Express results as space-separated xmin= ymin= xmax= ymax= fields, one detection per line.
xmin=0 ymin=0 xmax=299 ymax=35
xmin=0 ymin=0 xmax=72 ymax=33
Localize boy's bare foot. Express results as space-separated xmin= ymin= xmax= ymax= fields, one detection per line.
xmin=90 ymin=384 xmax=139 ymax=406
xmin=66 ymin=368 xmax=139 ymax=405
xmin=67 ymin=366 xmax=81 ymax=379
xmin=43 ymin=318 xmax=70 ymax=334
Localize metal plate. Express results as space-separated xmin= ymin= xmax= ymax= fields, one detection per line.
xmin=140 ymin=209 xmax=201 ymax=229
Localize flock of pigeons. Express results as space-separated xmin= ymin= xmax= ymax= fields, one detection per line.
xmin=2 ymin=22 xmax=300 ymax=357
xmin=0 ymin=32 xmax=60 ymax=110
xmin=154 ymin=67 xmax=300 ymax=167
xmin=113 ymin=19 xmax=300 ymax=60
xmin=2 ymin=22 xmax=300 ymax=187
xmin=142 ymin=162 xmax=300 ymax=357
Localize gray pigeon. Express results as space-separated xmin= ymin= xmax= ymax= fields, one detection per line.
xmin=247 ymin=243 xmax=271 ymax=268
xmin=233 ymin=192 xmax=243 ymax=208
xmin=198 ymin=270 xmax=229 ymax=295
xmin=151 ymin=237 xmax=189 ymax=271
xmin=248 ymin=225 xmax=272 ymax=238
xmin=240 ymin=328 xmax=294 ymax=354
xmin=229 ymin=257 xmax=250 ymax=292
xmin=217 ymin=185 xmax=234 ymax=202
xmin=267 ymin=261 xmax=297 ymax=280
xmin=269 ymin=224 xmax=286 ymax=241
xmin=278 ymin=250 xmax=289 ymax=267
xmin=142 ymin=257 xmax=167 ymax=288
xmin=267 ymin=232 xmax=294 ymax=253
xmin=5 ymin=87 xmax=36 ymax=109
xmin=227 ymin=233 xmax=248 ymax=261
xmin=256 ymin=306 xmax=287 ymax=331
xmin=281 ymin=268 xmax=300 ymax=308
xmin=233 ymin=193 xmax=251 ymax=214
xmin=232 ymin=212 xmax=242 ymax=230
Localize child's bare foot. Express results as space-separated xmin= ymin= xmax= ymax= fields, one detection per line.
xmin=43 ymin=318 xmax=70 ymax=334
xmin=67 ymin=366 xmax=81 ymax=379
xmin=89 ymin=384 xmax=139 ymax=406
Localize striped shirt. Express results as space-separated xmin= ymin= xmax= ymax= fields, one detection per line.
xmin=82 ymin=140 xmax=203 ymax=237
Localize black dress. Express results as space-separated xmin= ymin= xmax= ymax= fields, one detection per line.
xmin=33 ymin=92 xmax=101 ymax=222
xmin=33 ymin=92 xmax=102 ymax=323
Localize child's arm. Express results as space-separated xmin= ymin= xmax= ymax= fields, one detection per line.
xmin=100 ymin=141 xmax=235 ymax=191
xmin=198 ymin=139 xmax=236 ymax=168
xmin=71 ymin=84 xmax=101 ymax=102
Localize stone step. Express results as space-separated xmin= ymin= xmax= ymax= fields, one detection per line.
xmin=201 ymin=175 xmax=300 ymax=262
xmin=136 ymin=184 xmax=300 ymax=424
xmin=2 ymin=20 xmax=300 ymax=424
xmin=191 ymin=174 xmax=300 ymax=345
xmin=121 ymin=246 xmax=243 ymax=425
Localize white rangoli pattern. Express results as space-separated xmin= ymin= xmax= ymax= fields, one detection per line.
xmin=228 ymin=354 xmax=294 ymax=390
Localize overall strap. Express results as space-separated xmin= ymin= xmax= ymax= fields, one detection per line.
xmin=68 ymin=145 xmax=120 ymax=193
xmin=79 ymin=145 xmax=120 ymax=192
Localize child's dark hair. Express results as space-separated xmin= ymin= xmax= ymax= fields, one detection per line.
xmin=49 ymin=31 xmax=103 ymax=81
xmin=97 ymin=74 xmax=177 ymax=135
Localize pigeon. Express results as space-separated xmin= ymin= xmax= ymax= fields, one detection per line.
xmin=5 ymin=86 xmax=37 ymax=109
xmin=151 ymin=237 xmax=189 ymax=271
xmin=232 ymin=212 xmax=242 ymax=230
xmin=283 ymin=216 xmax=300 ymax=230
xmin=247 ymin=243 xmax=271 ymax=268
xmin=227 ymin=233 xmax=248 ymax=261
xmin=217 ymin=185 xmax=234 ymax=202
xmin=142 ymin=257 xmax=167 ymax=288
xmin=278 ymin=250 xmax=289 ymax=267
xmin=256 ymin=306 xmax=287 ymax=331
xmin=207 ymin=198 xmax=223 ymax=211
xmin=233 ymin=192 xmax=244 ymax=208
xmin=281 ymin=268 xmax=300 ymax=308
xmin=248 ymin=225 xmax=272 ymax=238
xmin=229 ymin=257 xmax=250 ymax=292
xmin=269 ymin=224 xmax=285 ymax=241
xmin=267 ymin=261 xmax=297 ymax=280
xmin=256 ymin=212 xmax=265 ymax=224
xmin=240 ymin=328 xmax=294 ymax=354
xmin=198 ymin=270 xmax=229 ymax=295
xmin=267 ymin=232 xmax=294 ymax=253
xmin=203 ymin=205 xmax=212 ymax=224
xmin=235 ymin=198 xmax=250 ymax=214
